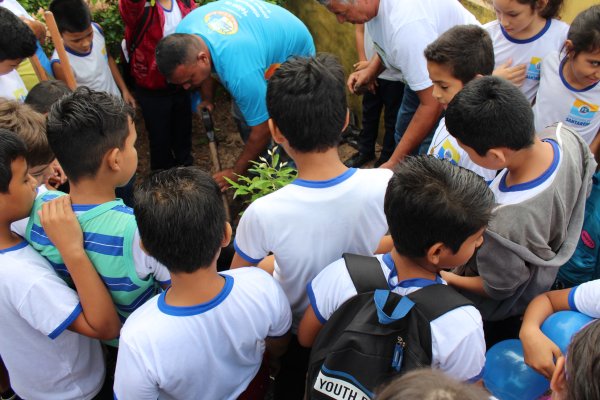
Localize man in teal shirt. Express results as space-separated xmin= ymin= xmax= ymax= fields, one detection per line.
xmin=156 ymin=0 xmax=315 ymax=189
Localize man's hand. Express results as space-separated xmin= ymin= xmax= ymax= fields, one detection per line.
xmin=198 ymin=100 xmax=215 ymax=113
xmin=353 ymin=60 xmax=370 ymax=72
xmin=493 ymin=59 xmax=527 ymax=87
xmin=38 ymin=195 xmax=83 ymax=257
xmin=213 ymin=168 xmax=236 ymax=192
xmin=45 ymin=159 xmax=68 ymax=189
xmin=347 ymin=68 xmax=376 ymax=94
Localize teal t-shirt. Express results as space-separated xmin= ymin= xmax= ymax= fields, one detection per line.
xmin=176 ymin=0 xmax=315 ymax=126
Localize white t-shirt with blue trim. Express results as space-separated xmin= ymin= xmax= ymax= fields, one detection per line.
xmin=113 ymin=267 xmax=291 ymax=400
xmin=534 ymin=51 xmax=600 ymax=145
xmin=51 ymin=23 xmax=120 ymax=97
xmin=485 ymin=19 xmax=569 ymax=103
xmin=0 ymin=70 xmax=28 ymax=102
xmin=234 ymin=167 xmax=392 ymax=331
xmin=161 ymin=0 xmax=182 ymax=37
xmin=428 ymin=118 xmax=497 ymax=181
xmin=569 ymin=279 xmax=600 ymax=318
xmin=0 ymin=241 xmax=105 ymax=400
xmin=489 ymin=138 xmax=562 ymax=205
xmin=307 ymin=253 xmax=485 ymax=382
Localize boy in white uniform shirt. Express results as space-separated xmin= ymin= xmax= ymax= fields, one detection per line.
xmin=114 ymin=167 xmax=291 ymax=400
xmin=299 ymin=156 xmax=494 ymax=382
xmin=0 ymin=129 xmax=120 ymax=399
xmin=0 ymin=8 xmax=36 ymax=102
xmin=425 ymin=25 xmax=497 ymax=181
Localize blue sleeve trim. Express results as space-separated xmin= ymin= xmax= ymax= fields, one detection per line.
xmin=568 ymin=286 xmax=579 ymax=311
xmin=306 ymin=281 xmax=327 ymax=325
xmin=50 ymin=59 xmax=60 ymax=65
xmin=233 ymin=239 xmax=263 ymax=264
xmin=158 ymin=279 xmax=172 ymax=286
xmin=113 ymin=392 xmax=118 ymax=400
xmin=48 ymin=303 xmax=82 ymax=339
xmin=466 ymin=367 xmax=484 ymax=383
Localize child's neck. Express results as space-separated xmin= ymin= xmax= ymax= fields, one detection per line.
xmin=504 ymin=138 xmax=554 ymax=187
xmin=68 ymin=179 xmax=117 ymax=205
xmin=390 ymin=249 xmax=438 ymax=282
xmin=157 ymin=0 xmax=173 ymax=9
xmin=508 ymin=15 xmax=547 ymax=41
xmin=294 ymin=147 xmax=348 ymax=181
xmin=0 ymin=224 xmax=23 ymax=250
xmin=166 ymin=264 xmax=225 ymax=307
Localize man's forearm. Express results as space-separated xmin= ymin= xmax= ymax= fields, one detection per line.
xmin=233 ymin=122 xmax=271 ymax=175
xmin=388 ymin=100 xmax=442 ymax=164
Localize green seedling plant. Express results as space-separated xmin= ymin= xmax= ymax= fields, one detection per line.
xmin=225 ymin=146 xmax=297 ymax=204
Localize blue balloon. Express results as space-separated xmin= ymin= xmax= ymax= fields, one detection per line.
xmin=541 ymin=311 xmax=594 ymax=354
xmin=483 ymin=339 xmax=549 ymax=400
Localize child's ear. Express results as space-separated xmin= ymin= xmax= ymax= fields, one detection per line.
xmin=222 ymin=222 xmax=232 ymax=248
xmin=486 ymin=148 xmax=507 ymax=166
xmin=550 ymin=356 xmax=568 ymax=399
xmin=564 ymin=40 xmax=575 ymax=57
xmin=426 ymin=242 xmax=445 ymax=265
xmin=536 ymin=0 xmax=549 ymax=12
xmin=105 ymin=148 xmax=121 ymax=172
xmin=268 ymin=119 xmax=286 ymax=144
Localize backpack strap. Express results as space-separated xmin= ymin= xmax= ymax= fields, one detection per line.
xmin=129 ymin=2 xmax=155 ymax=55
xmin=407 ymin=284 xmax=474 ymax=321
xmin=343 ymin=253 xmax=388 ymax=294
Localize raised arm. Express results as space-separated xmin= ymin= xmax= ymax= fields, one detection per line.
xmin=39 ymin=195 xmax=121 ymax=340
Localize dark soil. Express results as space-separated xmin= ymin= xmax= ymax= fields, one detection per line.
xmin=133 ymin=91 xmax=374 ymax=227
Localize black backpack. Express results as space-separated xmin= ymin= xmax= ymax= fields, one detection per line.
xmin=306 ymin=253 xmax=474 ymax=400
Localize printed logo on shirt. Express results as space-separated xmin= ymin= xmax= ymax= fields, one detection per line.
xmin=205 ymin=11 xmax=239 ymax=35
xmin=435 ymin=139 xmax=460 ymax=166
xmin=13 ymin=88 xmax=27 ymax=102
xmin=526 ymin=57 xmax=542 ymax=81
xmin=566 ymin=99 xmax=599 ymax=127
xmin=101 ymin=46 xmax=108 ymax=60
xmin=581 ymin=230 xmax=595 ymax=249
xmin=264 ymin=63 xmax=281 ymax=80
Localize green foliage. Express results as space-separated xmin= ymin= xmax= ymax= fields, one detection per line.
xmin=225 ymin=147 xmax=297 ymax=204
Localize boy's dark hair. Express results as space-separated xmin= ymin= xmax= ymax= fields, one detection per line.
xmin=48 ymin=0 xmax=92 ymax=33
xmin=565 ymin=319 xmax=600 ymax=400
xmin=155 ymin=34 xmax=201 ymax=78
xmin=384 ymin=156 xmax=494 ymax=258
xmin=0 ymin=8 xmax=37 ymax=62
xmin=0 ymin=129 xmax=28 ymax=193
xmin=515 ymin=0 xmax=563 ymax=19
xmin=267 ymin=53 xmax=346 ymax=153
xmin=445 ymin=76 xmax=535 ymax=156
xmin=424 ymin=25 xmax=494 ymax=84
xmin=46 ymin=87 xmax=134 ymax=182
xmin=25 ymin=80 xmax=72 ymax=114
xmin=566 ymin=5 xmax=600 ymax=57
xmin=0 ymin=100 xmax=54 ymax=168
xmin=133 ymin=167 xmax=226 ymax=273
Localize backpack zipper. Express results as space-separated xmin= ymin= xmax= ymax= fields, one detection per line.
xmin=391 ymin=336 xmax=405 ymax=372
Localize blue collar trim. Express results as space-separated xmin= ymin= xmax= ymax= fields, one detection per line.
xmin=382 ymin=253 xmax=444 ymax=289
xmin=292 ymin=168 xmax=357 ymax=188
xmin=158 ymin=274 xmax=233 ymax=316
xmin=500 ymin=18 xmax=551 ymax=44
xmin=0 ymin=240 xmax=28 ymax=254
xmin=559 ymin=56 xmax=600 ymax=93
xmin=71 ymin=204 xmax=99 ymax=212
xmin=65 ymin=43 xmax=93 ymax=57
xmin=159 ymin=1 xmax=173 ymax=12
xmin=499 ymin=139 xmax=559 ymax=192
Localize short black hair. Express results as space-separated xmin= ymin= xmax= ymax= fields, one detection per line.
xmin=445 ymin=76 xmax=535 ymax=156
xmin=0 ymin=8 xmax=37 ymax=62
xmin=134 ymin=167 xmax=226 ymax=273
xmin=46 ymin=87 xmax=134 ymax=182
xmin=48 ymin=0 xmax=91 ymax=33
xmin=384 ymin=156 xmax=494 ymax=258
xmin=0 ymin=129 xmax=27 ymax=193
xmin=424 ymin=25 xmax=494 ymax=84
xmin=25 ymin=80 xmax=72 ymax=114
xmin=155 ymin=34 xmax=200 ymax=78
xmin=267 ymin=53 xmax=346 ymax=153
xmin=566 ymin=5 xmax=600 ymax=57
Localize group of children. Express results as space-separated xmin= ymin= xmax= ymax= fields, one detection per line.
xmin=1 ymin=0 xmax=600 ymax=399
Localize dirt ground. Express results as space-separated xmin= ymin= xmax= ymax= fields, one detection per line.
xmin=133 ymin=91 xmax=367 ymax=227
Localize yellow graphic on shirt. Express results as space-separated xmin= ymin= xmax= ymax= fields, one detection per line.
xmin=205 ymin=11 xmax=239 ymax=35
xmin=526 ymin=57 xmax=542 ymax=80
xmin=435 ymin=139 xmax=460 ymax=165
xmin=567 ymin=99 xmax=599 ymax=128
xmin=102 ymin=46 xmax=108 ymax=60
xmin=13 ymin=88 xmax=27 ymax=102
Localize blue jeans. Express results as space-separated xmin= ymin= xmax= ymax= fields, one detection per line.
xmin=394 ymin=86 xmax=437 ymax=155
